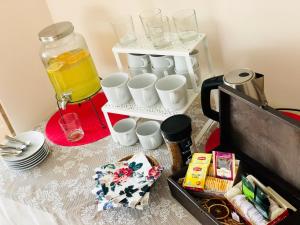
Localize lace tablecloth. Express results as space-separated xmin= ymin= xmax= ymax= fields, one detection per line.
xmin=0 ymin=97 xmax=214 ymax=225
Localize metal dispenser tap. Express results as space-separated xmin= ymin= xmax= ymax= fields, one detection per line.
xmin=56 ymin=91 xmax=106 ymax=129
xmin=57 ymin=92 xmax=72 ymax=110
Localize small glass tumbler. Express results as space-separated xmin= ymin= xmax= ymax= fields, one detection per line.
xmin=162 ymin=16 xmax=172 ymax=44
xmin=172 ymin=9 xmax=199 ymax=42
xmin=111 ymin=15 xmax=137 ymax=46
xmin=140 ymin=8 xmax=162 ymax=39
xmin=141 ymin=10 xmax=171 ymax=48
xmin=59 ymin=113 xmax=84 ymax=142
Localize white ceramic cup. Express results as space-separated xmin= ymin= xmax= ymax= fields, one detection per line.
xmin=150 ymin=55 xmax=174 ymax=69
xmin=151 ymin=66 xmax=175 ymax=79
xmin=113 ymin=118 xmax=138 ymax=146
xmin=175 ymin=65 xmax=201 ymax=89
xmin=127 ymin=73 xmax=159 ymax=107
xmin=128 ymin=65 xmax=151 ymax=77
xmin=101 ymin=72 xmax=131 ymax=106
xmin=174 ymin=49 xmax=199 ymax=71
xmin=127 ymin=53 xmax=150 ymax=68
xmin=136 ymin=121 xmax=163 ymax=150
xmin=155 ymin=75 xmax=188 ymax=111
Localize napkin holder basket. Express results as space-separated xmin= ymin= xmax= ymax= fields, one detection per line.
xmin=167 ymin=85 xmax=300 ymax=224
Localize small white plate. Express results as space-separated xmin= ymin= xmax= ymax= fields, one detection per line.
xmin=5 ymin=146 xmax=47 ymax=166
xmin=5 ymin=143 xmax=48 ymax=165
xmin=3 ymin=131 xmax=45 ymax=162
xmin=8 ymin=149 xmax=47 ymax=168
xmin=8 ymin=148 xmax=49 ymax=170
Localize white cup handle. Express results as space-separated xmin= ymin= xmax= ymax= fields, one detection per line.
xmin=141 ymin=58 xmax=148 ymax=67
xmin=169 ymin=91 xmax=180 ymax=104
xmin=166 ymin=58 xmax=174 ymax=68
xmin=191 ymin=57 xmax=198 ymax=67
xmin=112 ymin=130 xmax=119 ymax=143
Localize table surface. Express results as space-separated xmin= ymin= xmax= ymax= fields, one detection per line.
xmin=0 ymin=97 xmax=214 ymax=225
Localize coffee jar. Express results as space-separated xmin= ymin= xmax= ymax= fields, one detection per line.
xmin=161 ymin=114 xmax=196 ymax=173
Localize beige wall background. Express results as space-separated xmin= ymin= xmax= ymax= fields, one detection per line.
xmin=211 ymin=1 xmax=300 ymax=108
xmin=1 ymin=0 xmax=300 ymax=132
xmin=46 ymin=0 xmax=300 ymax=108
xmin=0 ymin=0 xmax=56 ymax=133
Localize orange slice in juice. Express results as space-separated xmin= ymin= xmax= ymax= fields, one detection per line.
xmin=65 ymin=50 xmax=89 ymax=65
xmin=57 ymin=52 xmax=73 ymax=62
xmin=47 ymin=61 xmax=64 ymax=72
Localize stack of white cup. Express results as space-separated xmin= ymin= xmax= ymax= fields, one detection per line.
xmin=127 ymin=53 xmax=151 ymax=76
xmin=101 ymin=72 xmax=189 ymax=147
xmin=150 ymin=55 xmax=175 ymax=79
xmin=101 ymin=72 xmax=187 ymax=111
xmin=174 ymin=49 xmax=201 ymax=89
xmin=112 ymin=118 xmax=163 ymax=149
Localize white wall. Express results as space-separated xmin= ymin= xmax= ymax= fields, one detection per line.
xmin=45 ymin=0 xmax=221 ymax=75
xmin=46 ymin=0 xmax=300 ymax=108
xmin=211 ymin=0 xmax=300 ymax=108
xmin=1 ymin=0 xmax=299 ymax=132
xmin=0 ymin=0 xmax=56 ymax=133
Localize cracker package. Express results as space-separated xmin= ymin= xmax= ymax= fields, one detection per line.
xmin=204 ymin=176 xmax=233 ymax=193
xmin=205 ymin=160 xmax=240 ymax=194
xmin=213 ymin=151 xmax=235 ymax=180
xmin=183 ymin=163 xmax=209 ymax=191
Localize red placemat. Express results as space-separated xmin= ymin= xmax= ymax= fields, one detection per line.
xmin=282 ymin=111 xmax=300 ymax=121
xmin=204 ymin=111 xmax=300 ymax=153
xmin=204 ymin=128 xmax=220 ymax=153
xmin=45 ymin=92 xmax=127 ymax=146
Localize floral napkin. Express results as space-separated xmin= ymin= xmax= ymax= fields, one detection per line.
xmin=92 ymin=152 xmax=163 ymax=211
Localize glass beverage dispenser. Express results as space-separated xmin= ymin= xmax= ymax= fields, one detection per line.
xmin=39 ymin=21 xmax=105 ymax=129
xmin=39 ymin=21 xmax=101 ymax=107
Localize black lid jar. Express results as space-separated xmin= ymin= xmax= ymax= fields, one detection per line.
xmin=161 ymin=114 xmax=195 ymax=173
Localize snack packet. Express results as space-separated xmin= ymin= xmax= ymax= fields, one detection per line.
xmin=213 ymin=151 xmax=235 ymax=180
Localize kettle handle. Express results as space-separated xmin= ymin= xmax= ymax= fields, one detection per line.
xmin=201 ymin=75 xmax=224 ymax=122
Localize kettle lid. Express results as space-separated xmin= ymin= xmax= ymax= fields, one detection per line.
xmin=224 ymin=68 xmax=255 ymax=85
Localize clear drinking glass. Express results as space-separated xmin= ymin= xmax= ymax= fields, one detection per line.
xmin=111 ymin=15 xmax=137 ymax=46
xmin=140 ymin=9 xmax=171 ymax=48
xmin=140 ymin=8 xmax=162 ymax=39
xmin=172 ymin=9 xmax=199 ymax=42
xmin=59 ymin=113 xmax=84 ymax=142
xmin=162 ymin=16 xmax=172 ymax=44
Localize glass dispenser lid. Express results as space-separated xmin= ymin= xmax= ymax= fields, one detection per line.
xmin=38 ymin=21 xmax=74 ymax=43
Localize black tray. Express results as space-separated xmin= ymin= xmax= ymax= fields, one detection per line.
xmin=168 ymin=85 xmax=300 ymax=224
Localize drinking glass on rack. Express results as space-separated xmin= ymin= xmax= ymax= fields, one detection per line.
xmin=162 ymin=16 xmax=172 ymax=44
xmin=59 ymin=113 xmax=84 ymax=142
xmin=172 ymin=9 xmax=199 ymax=42
xmin=111 ymin=15 xmax=137 ymax=46
xmin=139 ymin=8 xmax=162 ymax=39
xmin=142 ymin=10 xmax=171 ymax=48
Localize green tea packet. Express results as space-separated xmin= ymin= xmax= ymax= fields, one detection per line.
xmin=242 ymin=176 xmax=255 ymax=200
xmin=242 ymin=176 xmax=270 ymax=220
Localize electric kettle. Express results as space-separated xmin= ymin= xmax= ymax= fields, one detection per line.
xmin=201 ymin=68 xmax=268 ymax=121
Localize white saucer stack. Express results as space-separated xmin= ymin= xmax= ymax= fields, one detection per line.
xmin=2 ymin=131 xmax=49 ymax=171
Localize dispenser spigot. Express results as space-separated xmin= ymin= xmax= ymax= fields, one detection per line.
xmin=58 ymin=92 xmax=72 ymax=110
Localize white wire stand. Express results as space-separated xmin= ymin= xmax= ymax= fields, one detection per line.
xmin=112 ymin=33 xmax=213 ymax=92
xmin=103 ymin=32 xmax=216 ymax=144
xmin=102 ymin=90 xmax=198 ymax=142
